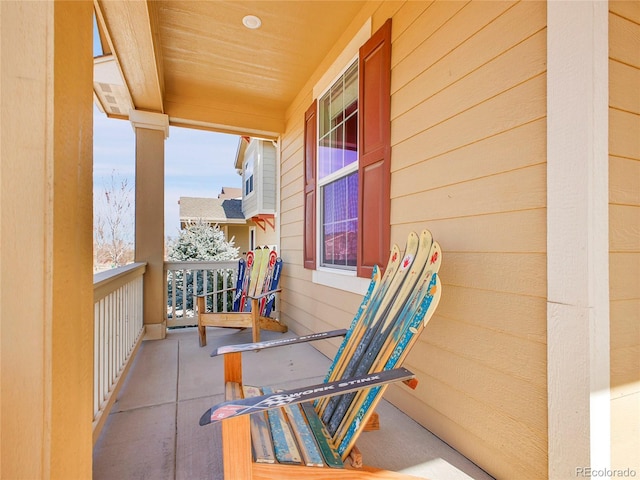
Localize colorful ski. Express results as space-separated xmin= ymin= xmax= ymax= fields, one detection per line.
xmin=337 ymin=270 xmax=442 ymax=457
xmin=199 ymin=367 xmax=415 ymax=425
xmin=259 ymin=250 xmax=278 ymax=315
xmin=232 ymin=258 xmax=246 ymax=312
xmin=239 ymin=250 xmax=255 ymax=312
xmin=325 ymin=230 xmax=434 ymax=433
xmin=214 ymin=329 xmax=347 ymax=357
xmin=247 ymin=247 xmax=268 ymax=302
xmin=316 ymin=244 xmax=402 ymax=417
xmin=322 ymin=263 xmax=383 ymax=384
xmin=321 ymin=232 xmax=422 ymax=424
xmin=262 ymin=257 xmax=282 ymax=317
xmin=333 ymin=241 xmax=442 ymax=449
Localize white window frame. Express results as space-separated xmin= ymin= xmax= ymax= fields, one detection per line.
xmin=244 ymin=157 xmax=255 ymax=197
xmin=316 ymin=57 xmax=359 ymax=272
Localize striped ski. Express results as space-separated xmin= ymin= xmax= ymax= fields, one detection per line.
xmin=262 ymin=257 xmax=283 ymax=317
xmin=232 ymin=258 xmax=246 ymax=311
xmin=333 ymin=241 xmax=442 ymax=452
xmin=321 ymin=231 xmax=425 ymax=425
xmin=325 ymin=230 xmax=434 ymax=433
xmin=238 ymin=250 xmax=255 ymax=312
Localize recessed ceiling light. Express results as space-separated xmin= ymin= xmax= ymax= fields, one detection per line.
xmin=242 ymin=15 xmax=262 ymax=29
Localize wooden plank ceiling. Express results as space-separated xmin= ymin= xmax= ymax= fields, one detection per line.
xmin=95 ymin=0 xmax=365 ymax=138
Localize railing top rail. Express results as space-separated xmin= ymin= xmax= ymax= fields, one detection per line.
xmin=94 ymin=262 xmax=147 ymax=302
xmin=164 ymin=260 xmax=239 ymax=270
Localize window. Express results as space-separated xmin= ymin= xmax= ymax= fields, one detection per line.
xmin=249 ymin=226 xmax=256 ymax=251
xmin=318 ymin=61 xmax=359 ymax=268
xmin=304 ymin=19 xmax=392 ymax=279
xmin=244 ymin=157 xmax=254 ymax=196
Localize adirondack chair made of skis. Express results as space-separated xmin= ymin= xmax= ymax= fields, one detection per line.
xmin=197 ymin=247 xmax=287 ymax=347
xmin=199 ymin=230 xmax=442 ymax=479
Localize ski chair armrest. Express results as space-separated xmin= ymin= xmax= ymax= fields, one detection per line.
xmin=245 ymin=287 xmax=282 ymax=301
xmin=196 ymin=286 xmax=235 ymax=298
xmin=211 ymin=328 xmax=348 ymax=357
xmin=199 ymin=367 xmax=415 ymax=426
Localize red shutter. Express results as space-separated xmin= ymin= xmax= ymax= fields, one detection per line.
xmin=303 ymin=100 xmax=318 ymax=270
xmin=358 ymin=19 xmax=392 ymax=278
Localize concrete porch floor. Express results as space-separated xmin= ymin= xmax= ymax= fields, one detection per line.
xmin=93 ymin=327 xmax=494 ymax=480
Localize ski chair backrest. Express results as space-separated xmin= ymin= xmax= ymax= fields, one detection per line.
xmin=196 ymin=246 xmax=286 ymax=347
xmin=232 ymin=246 xmax=282 ymax=317
xmin=200 ymin=229 xmax=442 ymax=476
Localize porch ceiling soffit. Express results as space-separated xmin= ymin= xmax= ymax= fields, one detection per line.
xmin=95 ymin=0 xmax=366 ymax=139
xmin=96 ymin=0 xmax=164 ymax=114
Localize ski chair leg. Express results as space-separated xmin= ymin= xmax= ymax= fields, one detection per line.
xmin=197 ymin=292 xmax=287 ymax=347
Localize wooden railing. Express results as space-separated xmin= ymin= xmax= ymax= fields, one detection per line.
xmin=92 ymin=262 xmax=146 ymax=443
xmin=164 ymin=260 xmax=238 ymax=328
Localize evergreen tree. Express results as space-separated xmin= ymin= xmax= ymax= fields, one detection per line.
xmin=167 ymin=220 xmax=239 ymax=316
xmin=168 ymin=220 xmax=239 ymax=261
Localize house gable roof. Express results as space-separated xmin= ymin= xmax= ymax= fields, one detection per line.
xmin=179 ymin=197 xmax=245 ymax=225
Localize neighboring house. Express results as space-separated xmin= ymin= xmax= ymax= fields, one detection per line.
xmin=178 ymin=188 xmax=250 ymax=255
xmin=235 ymin=137 xmax=279 ymax=250
xmin=178 ymin=165 xmax=278 ymax=255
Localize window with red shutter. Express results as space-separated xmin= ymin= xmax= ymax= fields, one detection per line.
xmin=303 ymin=19 xmax=391 ymax=280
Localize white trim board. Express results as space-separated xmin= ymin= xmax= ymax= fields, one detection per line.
xmin=547 ymin=2 xmax=610 ymax=478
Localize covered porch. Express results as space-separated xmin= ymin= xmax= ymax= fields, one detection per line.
xmin=92 ymin=327 xmax=493 ymax=480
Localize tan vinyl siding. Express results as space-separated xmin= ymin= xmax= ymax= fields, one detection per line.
xmin=279 ymin=1 xmax=547 ymax=478
xmin=385 ymin=2 xmax=547 ymax=479
xmin=262 ymin=143 xmax=277 ymax=212
xmin=609 ymin=3 xmax=640 ymax=472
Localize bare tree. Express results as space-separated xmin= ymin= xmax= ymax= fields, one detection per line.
xmin=94 ymin=170 xmax=134 ymax=269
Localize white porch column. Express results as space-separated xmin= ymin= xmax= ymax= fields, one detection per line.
xmin=547 ymin=2 xmax=610 ymax=479
xmin=130 ymin=110 xmax=169 ymax=340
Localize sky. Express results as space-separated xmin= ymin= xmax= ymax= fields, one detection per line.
xmin=93 ymin=107 xmax=242 ymax=240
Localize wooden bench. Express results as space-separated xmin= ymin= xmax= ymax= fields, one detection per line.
xmin=200 ymin=230 xmax=442 ymax=479
xmin=197 ymin=247 xmax=287 ymax=346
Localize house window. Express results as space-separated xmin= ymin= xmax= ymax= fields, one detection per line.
xmin=304 ymin=19 xmax=391 ymax=280
xmin=249 ymin=226 xmax=256 ymax=251
xmin=318 ymin=61 xmax=359 ymax=268
xmin=244 ymin=158 xmax=254 ymax=196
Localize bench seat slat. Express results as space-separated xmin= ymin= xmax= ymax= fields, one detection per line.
xmin=284 ymin=402 xmax=325 ymax=467
xmin=262 ymin=386 xmax=303 ymax=465
xmin=243 ymin=386 xmax=276 ymax=464
xmin=300 ymin=401 xmax=345 ymax=468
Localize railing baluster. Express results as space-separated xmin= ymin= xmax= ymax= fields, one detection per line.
xmin=93 ymin=263 xmax=146 ymax=442
xmin=163 ymin=260 xmax=238 ymax=327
